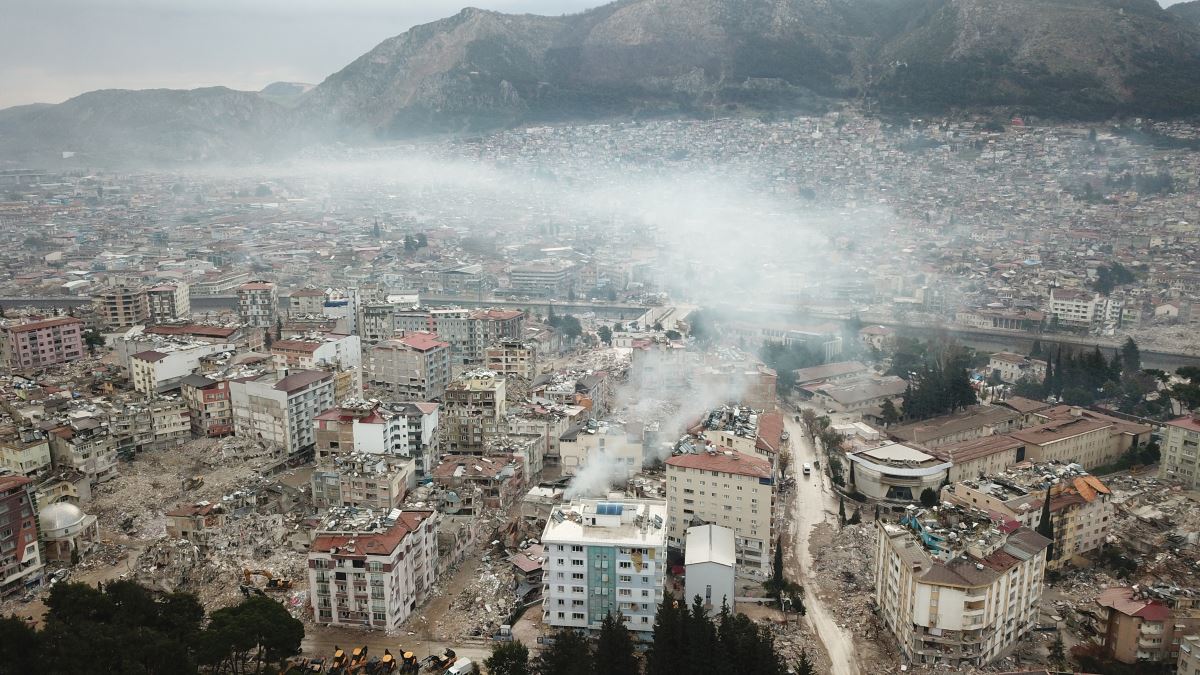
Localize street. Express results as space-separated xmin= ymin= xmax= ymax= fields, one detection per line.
xmin=782 ymin=411 xmax=862 ymax=675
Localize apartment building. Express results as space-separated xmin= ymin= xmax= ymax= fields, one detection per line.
xmin=366 ymin=332 xmax=450 ymax=401
xmin=1097 ymin=585 xmax=1200 ymax=664
xmin=560 ymin=421 xmax=645 ymax=478
xmin=442 ymin=370 xmax=507 ymax=454
xmin=0 ymin=476 xmax=43 ymax=599
xmin=311 ymin=453 xmax=416 ymax=511
xmin=288 ymin=288 xmax=326 ymax=316
xmin=165 ymin=502 xmax=227 ymax=555
xmin=393 ymin=308 xmax=525 ymax=365
xmin=129 ymin=341 xmax=234 ymax=395
xmin=1181 ymin=635 xmax=1200 ymax=675
xmin=47 ymin=417 xmax=118 ymax=485
xmin=314 ymin=400 xmax=439 ymax=476
xmin=540 ymin=499 xmax=667 ymax=638
xmin=942 ymin=463 xmax=1114 ymax=569
xmin=95 ymin=285 xmax=148 ymax=328
xmin=180 ymin=375 xmax=234 ymax=437
xmin=1 ymin=317 xmax=85 ymax=369
xmin=1048 ymin=288 xmax=1099 ymax=327
xmin=510 ymin=261 xmax=577 ymax=297
xmin=230 ymin=369 xmax=335 ymax=456
xmin=0 ymin=426 xmax=52 ymax=477
xmin=146 ymin=283 xmax=190 ymax=323
xmin=308 ymin=508 xmax=439 ymax=630
xmin=665 ymin=448 xmax=774 ymax=573
xmin=1161 ymin=415 xmax=1200 ymax=488
xmin=271 ymin=334 xmax=361 ymax=372
xmin=485 ymin=340 xmax=539 ymax=380
xmin=236 ymin=280 xmax=277 ymax=328
xmin=431 ymin=454 xmax=526 ymax=512
xmin=874 ymin=508 xmax=1051 ymax=669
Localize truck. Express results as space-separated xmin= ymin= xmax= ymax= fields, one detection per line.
xmin=802 ymin=463 xmax=812 ymax=476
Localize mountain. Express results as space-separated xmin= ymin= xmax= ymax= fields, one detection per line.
xmin=4 ymin=0 xmax=1200 ymax=164
xmin=0 ymin=87 xmax=291 ymax=165
xmin=1169 ymin=0 xmax=1200 ymax=25
xmin=258 ymin=81 xmax=315 ymax=107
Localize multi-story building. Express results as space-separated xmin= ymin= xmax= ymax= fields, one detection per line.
xmin=314 ymin=400 xmax=439 ymax=473
xmin=510 ymin=261 xmax=577 ymax=298
xmin=236 ymin=280 xmax=277 ymax=328
xmin=308 ymin=508 xmax=439 ymax=630
xmin=0 ymin=426 xmax=52 ymax=477
xmin=393 ymin=308 xmax=525 ymax=365
xmin=230 ymin=369 xmax=335 ymax=456
xmin=366 ymin=332 xmax=450 ymax=401
xmin=165 ymin=502 xmax=227 ymax=555
xmin=129 ymin=341 xmax=234 ymax=395
xmin=540 ymin=498 xmax=667 ymax=638
xmin=1097 ymin=585 xmax=1200 ymax=665
xmin=665 ymin=448 xmax=774 ymax=573
xmin=1 ymin=317 xmax=85 ymax=370
xmin=1180 ymin=635 xmax=1200 ymax=675
xmin=146 ymin=283 xmax=190 ymax=323
xmin=95 ymin=285 xmax=148 ymax=328
xmin=0 ymin=475 xmax=43 ymax=599
xmin=180 ymin=375 xmax=234 ymax=437
xmin=845 ymin=442 xmax=950 ymax=503
xmin=442 ymin=370 xmax=507 ymax=454
xmin=271 ymin=333 xmax=362 ymax=392
xmin=1009 ymin=406 xmax=1151 ymax=470
xmin=560 ymin=421 xmax=645 ymax=478
xmin=1161 ymin=415 xmax=1200 ymax=488
xmin=485 ymin=340 xmax=539 ymax=380
xmin=987 ymin=352 xmax=1047 ymax=385
xmin=1047 ymin=287 xmax=1100 ymax=328
xmin=942 ymin=462 xmax=1114 ymax=569
xmin=889 ymin=405 xmax=1022 ymax=449
xmin=47 ymin=417 xmax=118 ymax=485
xmin=874 ymin=507 xmax=1051 ymax=669
xmin=431 ymin=454 xmax=526 ymax=512
xmin=311 ymin=453 xmax=416 ymax=511
xmin=288 ymin=288 xmax=326 ymax=316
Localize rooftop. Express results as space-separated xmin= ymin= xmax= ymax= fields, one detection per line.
xmin=541 ymin=499 xmax=667 ymax=548
xmin=310 ymin=508 xmax=435 ymax=557
xmin=667 ymin=448 xmax=772 ymax=480
xmin=3 ymin=317 xmax=83 ymax=333
xmin=685 ymin=523 xmax=736 ymax=568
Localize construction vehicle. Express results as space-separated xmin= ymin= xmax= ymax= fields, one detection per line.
xmin=393 ymin=650 xmax=420 ymax=674
xmin=419 ymin=649 xmax=457 ymax=673
xmin=243 ymin=568 xmax=294 ymax=591
xmin=360 ymin=649 xmax=403 ymax=674
xmin=239 ymin=584 xmax=267 ymax=598
xmin=328 ymin=646 xmax=348 ymax=674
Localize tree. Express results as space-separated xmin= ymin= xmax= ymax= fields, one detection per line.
xmin=1049 ymin=632 xmax=1067 ymax=671
xmin=597 ymin=325 xmax=613 ymax=345
xmin=197 ymin=595 xmax=304 ymax=674
xmin=1036 ymin=489 xmax=1056 ymax=562
xmin=647 ymin=591 xmax=685 ymax=675
xmin=0 ymin=617 xmax=41 ymax=674
xmin=800 ymin=409 xmax=818 ymax=442
xmin=264 ymin=327 xmax=274 ymax=349
xmin=486 ymin=640 xmax=531 ymax=675
xmin=920 ymin=487 xmax=938 ymax=508
xmin=415 ymin=232 xmax=427 ymax=248
xmin=593 ymin=613 xmax=638 ymax=675
xmin=534 ymin=629 xmax=592 ymax=675
xmin=838 ymin=496 xmax=846 ymax=526
xmin=847 ymin=508 xmax=862 ymax=525
xmin=795 ymin=649 xmax=815 ymax=675
xmin=880 ymin=398 xmax=900 ymax=426
xmin=372 ymin=219 xmax=382 ymax=238
xmin=255 ymin=184 xmax=272 ymax=197
xmin=275 ymin=316 xmax=283 ymax=340
xmin=1121 ymin=337 xmax=1141 ymax=375
xmin=848 ymin=458 xmax=856 ymax=486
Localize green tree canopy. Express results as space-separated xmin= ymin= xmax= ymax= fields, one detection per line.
xmin=486 ymin=640 xmax=530 ymax=675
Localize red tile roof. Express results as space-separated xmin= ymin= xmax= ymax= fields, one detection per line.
xmin=667 ymin=449 xmax=772 ymax=479
xmin=145 ymin=324 xmax=237 ymax=338
xmin=310 ymin=511 xmax=434 ymax=557
xmin=274 ymin=370 xmax=332 ymax=393
xmin=394 ymin=332 xmax=448 ymax=352
xmin=1167 ymin=415 xmax=1200 ymax=433
xmin=4 ymin=317 xmax=83 ymax=333
xmin=132 ymin=350 xmax=168 ymax=363
xmin=755 ymin=412 xmax=784 ymax=454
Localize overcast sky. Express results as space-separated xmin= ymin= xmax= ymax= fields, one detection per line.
xmin=1 ymin=0 xmax=1189 ymax=110
xmin=0 ymin=0 xmax=602 ymax=109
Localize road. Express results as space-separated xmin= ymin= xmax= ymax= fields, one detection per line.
xmin=299 ymin=628 xmax=491 ymax=667
xmin=782 ymin=410 xmax=862 ymax=675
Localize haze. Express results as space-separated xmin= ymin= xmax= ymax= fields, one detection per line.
xmin=0 ymin=0 xmax=602 ymax=109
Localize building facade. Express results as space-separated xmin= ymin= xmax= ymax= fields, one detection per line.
xmin=1161 ymin=415 xmax=1200 ymax=488
xmin=95 ymin=285 xmax=148 ymax=329
xmin=1 ymin=317 xmax=85 ymax=370
xmin=366 ymin=332 xmax=450 ymax=401
xmin=442 ymin=370 xmax=507 ymax=454
xmin=230 ymin=370 xmax=335 ymax=456
xmin=0 ymin=476 xmax=43 ymax=599
xmin=146 ymin=283 xmax=191 ymax=323
xmin=236 ymin=280 xmax=277 ymax=328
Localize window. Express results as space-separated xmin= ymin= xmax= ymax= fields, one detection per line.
xmin=572 ymin=613 xmax=585 ymax=620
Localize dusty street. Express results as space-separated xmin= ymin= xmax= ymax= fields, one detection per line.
xmin=782 ymin=409 xmax=862 ymax=675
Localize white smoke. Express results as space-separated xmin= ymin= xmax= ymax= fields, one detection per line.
xmin=564 ymin=451 xmax=627 ymax=500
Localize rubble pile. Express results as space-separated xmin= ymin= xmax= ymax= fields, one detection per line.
xmin=809 ymin=522 xmax=886 ymax=642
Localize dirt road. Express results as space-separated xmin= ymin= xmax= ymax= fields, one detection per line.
xmin=783 ymin=411 xmax=862 ymax=675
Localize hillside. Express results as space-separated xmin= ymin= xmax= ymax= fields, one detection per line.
xmin=3 ymin=0 xmax=1200 ymax=163
xmin=1169 ymin=0 xmax=1200 ymax=25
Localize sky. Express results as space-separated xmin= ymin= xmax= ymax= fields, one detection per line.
xmin=1 ymin=0 xmax=1189 ymax=110
xmin=0 ymin=0 xmax=601 ymax=109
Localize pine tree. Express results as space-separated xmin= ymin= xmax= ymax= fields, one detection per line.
xmin=647 ymin=592 xmax=684 ymax=675
xmin=848 ymin=459 xmax=857 ymax=486
xmin=534 ymin=629 xmax=592 ymax=675
xmin=275 ymin=316 xmax=282 ymax=340
xmin=593 ymin=613 xmax=637 ymax=675
xmin=838 ymin=496 xmax=846 ymax=526
xmin=1122 ymin=337 xmax=1141 ymax=376
xmin=772 ymin=537 xmax=784 ymax=592
xmin=1036 ymin=489 xmax=1056 ymax=561
xmin=795 ymin=649 xmax=815 ymax=675
xmin=486 ymin=640 xmax=530 ymax=675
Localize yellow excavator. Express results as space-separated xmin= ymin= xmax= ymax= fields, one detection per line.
xmin=280 ymin=655 xmax=326 ymax=674
xmin=243 ymin=568 xmax=294 ymax=591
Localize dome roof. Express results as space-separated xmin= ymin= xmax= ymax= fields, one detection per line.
xmin=39 ymin=502 xmax=85 ymax=532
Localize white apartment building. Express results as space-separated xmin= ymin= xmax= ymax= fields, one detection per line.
xmin=874 ymin=509 xmax=1051 ymax=669
xmin=47 ymin=417 xmax=118 ymax=485
xmin=0 ymin=428 xmax=52 ymax=478
xmin=987 ymin=352 xmax=1047 ymax=384
xmin=665 ymin=448 xmax=775 ymax=574
xmin=146 ymin=283 xmax=191 ymax=323
xmin=236 ymin=280 xmax=277 ymax=328
xmin=308 ymin=508 xmax=439 ymax=629
xmin=315 ymin=400 xmax=440 ymax=476
xmin=1047 ymin=288 xmax=1099 ymax=328
xmin=230 ymin=369 xmax=335 ymax=456
xmin=129 ymin=341 xmax=235 ymax=395
xmin=559 ymin=421 xmax=644 ymax=477
xmin=540 ymin=499 xmax=667 ymax=638
xmin=1161 ymin=415 xmax=1200 ymax=488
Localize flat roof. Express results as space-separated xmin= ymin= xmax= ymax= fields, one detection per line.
xmin=685 ymin=524 xmax=735 ymax=568
xmin=541 ymin=500 xmax=668 ymax=548
xmin=667 ymin=449 xmax=772 ymax=479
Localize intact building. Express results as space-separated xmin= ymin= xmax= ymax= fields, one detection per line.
xmin=146 ymin=283 xmax=191 ymax=323
xmin=0 ymin=476 xmax=43 ymax=599
xmin=95 ymin=285 xmax=148 ymax=328
xmin=288 ymin=288 xmax=326 ymax=316
xmin=366 ymin=332 xmax=451 ymax=401
xmin=1161 ymin=415 xmax=1200 ymax=488
xmin=666 ymin=448 xmax=774 ymax=573
xmin=1 ymin=317 xmax=85 ymax=370
xmin=309 ymin=508 xmax=439 ymax=630
xmin=874 ymin=506 xmax=1051 ymax=669
xmin=0 ymin=427 xmax=52 ymax=477
xmin=314 ymin=400 xmax=440 ymax=476
xmin=540 ymin=499 xmax=667 ymax=638
xmin=180 ymin=375 xmax=234 ymax=437
xmin=236 ymin=280 xmax=277 ymax=328
xmin=1096 ymin=585 xmax=1200 ymax=665
xmin=845 ymin=443 xmax=950 ymax=503
xmin=684 ymin=524 xmax=736 ymax=616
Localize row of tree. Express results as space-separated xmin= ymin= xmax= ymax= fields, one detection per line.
xmin=487 ymin=593 xmax=811 ymax=675
xmin=0 ymin=580 xmax=303 ymax=674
